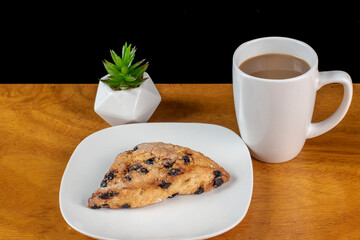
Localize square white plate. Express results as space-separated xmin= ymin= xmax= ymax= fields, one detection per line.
xmin=59 ymin=123 xmax=253 ymax=240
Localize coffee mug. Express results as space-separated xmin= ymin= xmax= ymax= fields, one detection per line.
xmin=232 ymin=37 xmax=353 ymax=163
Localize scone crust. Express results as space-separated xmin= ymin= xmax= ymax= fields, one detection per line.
xmin=88 ymin=142 xmax=230 ymax=209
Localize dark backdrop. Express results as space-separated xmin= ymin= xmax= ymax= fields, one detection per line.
xmin=1 ymin=3 xmax=359 ymax=83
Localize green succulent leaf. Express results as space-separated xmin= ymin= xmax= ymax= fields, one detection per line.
xmin=122 ymin=43 xmax=132 ymax=66
xmin=121 ymin=66 xmax=128 ymax=74
xmin=103 ymin=60 xmax=120 ymax=77
xmin=128 ymin=47 xmax=136 ymax=66
xmin=128 ymin=59 xmax=144 ymax=72
xmin=101 ymin=78 xmax=122 ymax=88
xmin=110 ymin=50 xmax=123 ymax=68
xmin=129 ymin=62 xmax=148 ymax=78
xmin=122 ymin=42 xmax=128 ymax=60
xmin=123 ymin=75 xmax=137 ymax=82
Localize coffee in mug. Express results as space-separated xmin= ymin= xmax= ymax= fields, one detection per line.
xmin=239 ymin=53 xmax=310 ymax=79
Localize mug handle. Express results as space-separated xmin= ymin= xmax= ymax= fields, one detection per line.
xmin=307 ymin=71 xmax=353 ymax=139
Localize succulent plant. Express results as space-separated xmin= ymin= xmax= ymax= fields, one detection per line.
xmin=101 ymin=43 xmax=149 ymax=90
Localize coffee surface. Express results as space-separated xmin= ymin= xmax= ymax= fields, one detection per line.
xmin=239 ymin=53 xmax=310 ymax=79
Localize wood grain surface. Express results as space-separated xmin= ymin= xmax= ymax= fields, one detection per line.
xmin=0 ymin=83 xmax=359 ymax=239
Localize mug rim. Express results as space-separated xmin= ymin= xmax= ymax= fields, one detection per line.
xmin=233 ymin=36 xmax=319 ymax=82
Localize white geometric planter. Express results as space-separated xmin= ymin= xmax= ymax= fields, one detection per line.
xmin=94 ymin=72 xmax=161 ymax=126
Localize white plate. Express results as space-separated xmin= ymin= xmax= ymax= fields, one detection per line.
xmin=59 ymin=123 xmax=253 ymax=240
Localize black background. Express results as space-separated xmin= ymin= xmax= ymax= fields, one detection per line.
xmin=1 ymin=3 xmax=359 ymax=83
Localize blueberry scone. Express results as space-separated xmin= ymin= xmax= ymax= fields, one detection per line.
xmin=87 ymin=142 xmax=230 ymax=209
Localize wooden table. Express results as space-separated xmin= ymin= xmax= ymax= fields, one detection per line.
xmin=0 ymin=83 xmax=359 ymax=239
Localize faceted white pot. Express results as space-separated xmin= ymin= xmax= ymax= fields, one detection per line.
xmin=94 ymin=72 xmax=161 ymax=126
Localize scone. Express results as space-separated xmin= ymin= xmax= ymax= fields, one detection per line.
xmin=87 ymin=142 xmax=230 ymax=209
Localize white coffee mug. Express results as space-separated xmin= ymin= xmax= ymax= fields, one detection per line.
xmin=232 ymin=37 xmax=353 ymax=163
